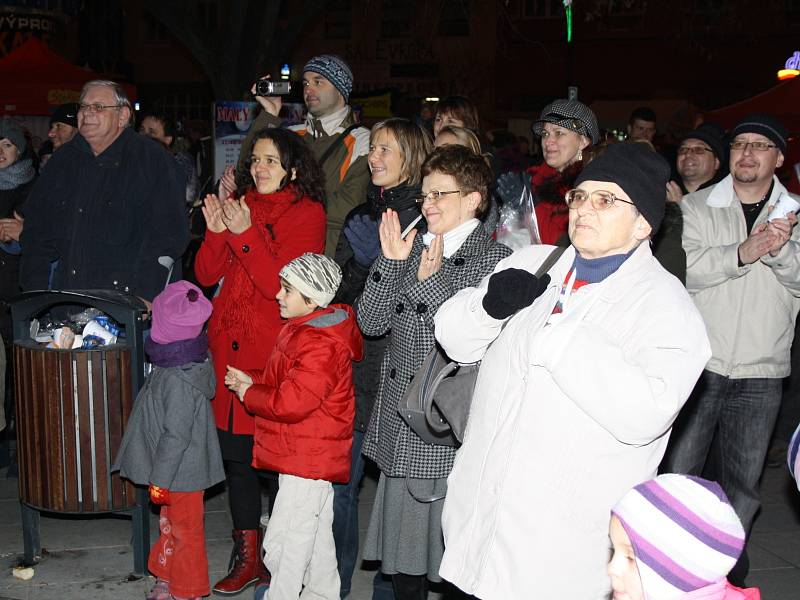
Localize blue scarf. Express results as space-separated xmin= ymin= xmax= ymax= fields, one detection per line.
xmin=0 ymin=157 xmax=35 ymax=190
xmin=574 ymin=247 xmax=637 ymax=284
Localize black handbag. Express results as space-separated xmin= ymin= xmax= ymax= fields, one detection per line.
xmin=398 ymin=246 xmax=566 ymax=448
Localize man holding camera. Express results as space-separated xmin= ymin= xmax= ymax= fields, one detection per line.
xmin=236 ymin=55 xmax=370 ymax=257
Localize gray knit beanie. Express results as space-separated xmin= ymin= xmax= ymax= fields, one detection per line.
xmin=280 ymin=253 xmax=342 ymax=308
xmin=0 ymin=117 xmax=26 ymax=153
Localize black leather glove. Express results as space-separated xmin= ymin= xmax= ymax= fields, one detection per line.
xmin=495 ymin=171 xmax=533 ymax=208
xmin=482 ymin=268 xmax=551 ymax=320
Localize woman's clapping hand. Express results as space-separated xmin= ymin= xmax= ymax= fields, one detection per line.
xmin=379 ymin=208 xmax=416 ymax=261
xmin=202 ymin=194 xmax=227 ymax=233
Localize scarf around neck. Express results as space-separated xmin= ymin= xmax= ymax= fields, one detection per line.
xmin=0 ymin=157 xmax=35 ymax=191
xmin=367 ymin=181 xmax=421 ymax=216
xmin=209 ymin=185 xmax=306 ymax=342
xmin=145 ymin=333 xmax=209 ymax=368
xmin=422 ymin=218 xmax=480 ymax=258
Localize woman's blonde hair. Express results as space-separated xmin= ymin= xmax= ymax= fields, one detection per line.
xmin=436 ymin=125 xmax=482 ymax=155
xmin=370 ymin=118 xmax=433 ymax=186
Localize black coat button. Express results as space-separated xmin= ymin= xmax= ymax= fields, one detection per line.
xmin=395 ymin=303 xmax=404 ymax=314
xmin=453 ymin=257 xmax=465 ymax=266
xmin=416 ymin=303 xmax=428 ymax=314
xmin=372 ymin=271 xmax=382 ymax=282
xmin=232 ymin=341 xmax=239 ymax=351
xmin=389 ymin=368 xmax=396 ymax=379
xmin=242 ymin=244 xmax=250 ymax=253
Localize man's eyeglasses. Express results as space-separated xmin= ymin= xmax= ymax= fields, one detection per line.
xmin=78 ymin=103 xmax=122 ymax=114
xmin=564 ymin=188 xmax=636 ymax=211
xmin=729 ymin=140 xmax=778 ymax=152
xmin=677 ymin=146 xmax=713 ymax=156
xmin=416 ymin=190 xmax=461 ymax=205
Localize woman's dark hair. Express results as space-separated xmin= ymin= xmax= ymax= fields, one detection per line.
xmin=421 ymin=144 xmax=493 ymax=220
xmin=435 ymin=96 xmax=480 ymax=132
xmin=235 ymin=128 xmax=326 ymax=206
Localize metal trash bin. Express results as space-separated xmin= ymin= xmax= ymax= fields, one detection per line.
xmin=12 ymin=289 xmax=150 ymax=574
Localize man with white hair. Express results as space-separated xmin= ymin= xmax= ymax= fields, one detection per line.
xmin=20 ymin=80 xmax=188 ymax=301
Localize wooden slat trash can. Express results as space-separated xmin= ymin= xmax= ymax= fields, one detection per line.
xmin=11 ymin=290 xmax=150 ymax=574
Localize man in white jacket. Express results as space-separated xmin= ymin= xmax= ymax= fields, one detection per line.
xmin=434 ymin=143 xmax=711 ymax=599
xmin=662 ymin=113 xmax=800 ymax=585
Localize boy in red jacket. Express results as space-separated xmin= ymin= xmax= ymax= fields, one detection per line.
xmin=225 ymin=253 xmax=363 ymax=600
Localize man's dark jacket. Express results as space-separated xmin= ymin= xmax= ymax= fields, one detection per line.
xmin=20 ymin=129 xmax=189 ymax=300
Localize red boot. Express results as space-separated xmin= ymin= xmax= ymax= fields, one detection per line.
xmin=212 ymin=529 xmax=260 ymax=595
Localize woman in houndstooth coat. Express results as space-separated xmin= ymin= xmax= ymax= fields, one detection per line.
xmin=356 ymin=145 xmax=512 ymax=599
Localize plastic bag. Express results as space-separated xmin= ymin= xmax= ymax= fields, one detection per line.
xmin=495 ymin=174 xmax=541 ymax=250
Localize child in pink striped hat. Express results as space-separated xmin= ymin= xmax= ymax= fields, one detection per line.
xmin=608 ymin=474 xmax=761 ymax=600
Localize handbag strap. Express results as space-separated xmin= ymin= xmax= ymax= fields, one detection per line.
xmin=534 ymin=245 xmax=568 ymax=278
xmin=404 ymin=245 xmax=568 ymax=505
xmin=317 ymin=123 xmax=359 ymax=168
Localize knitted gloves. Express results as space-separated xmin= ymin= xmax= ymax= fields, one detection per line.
xmin=344 ymin=214 xmax=381 ymax=267
xmin=482 ymin=268 xmax=551 ymax=320
xmin=149 ymin=484 xmax=170 ymax=505
xmin=496 ymin=171 xmax=533 ymax=208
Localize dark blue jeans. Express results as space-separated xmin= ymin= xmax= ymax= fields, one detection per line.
xmin=333 ymin=430 xmax=366 ymax=598
xmin=662 ymin=370 xmax=783 ymax=534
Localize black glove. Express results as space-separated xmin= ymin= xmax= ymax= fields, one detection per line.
xmin=495 ymin=172 xmax=532 ymax=208
xmin=344 ymin=214 xmax=381 ymax=267
xmin=482 ymin=268 xmax=551 ymax=320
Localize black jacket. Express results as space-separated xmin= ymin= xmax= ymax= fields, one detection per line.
xmin=333 ymin=185 xmax=423 ymax=432
xmin=20 ymin=129 xmax=189 ymax=300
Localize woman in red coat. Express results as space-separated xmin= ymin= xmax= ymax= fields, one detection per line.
xmin=195 ymin=127 xmax=326 ymax=594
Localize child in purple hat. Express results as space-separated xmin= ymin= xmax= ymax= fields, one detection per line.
xmin=608 ymin=474 xmax=760 ymax=600
xmin=113 ymin=281 xmax=224 ymax=600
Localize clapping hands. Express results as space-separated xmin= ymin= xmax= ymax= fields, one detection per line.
xmin=225 ymin=365 xmax=253 ymax=402
xmin=379 ymin=208 xmax=416 ymax=260
xmin=202 ymin=194 xmax=252 ymax=235
xmin=0 ymin=211 xmax=23 ymax=243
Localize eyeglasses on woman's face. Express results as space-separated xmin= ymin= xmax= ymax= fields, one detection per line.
xmin=565 ymin=188 xmax=636 ymax=211
xmin=416 ymin=190 xmax=461 ymax=205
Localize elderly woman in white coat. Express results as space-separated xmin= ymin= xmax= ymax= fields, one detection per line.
xmin=434 ymin=143 xmax=712 ymax=599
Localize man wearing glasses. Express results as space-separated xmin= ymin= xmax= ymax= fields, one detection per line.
xmin=20 ymin=80 xmax=188 ymax=302
xmin=666 ymin=122 xmax=727 ymax=203
xmin=662 ymin=113 xmax=800 ymax=586
xmin=433 ymin=143 xmax=711 ymax=599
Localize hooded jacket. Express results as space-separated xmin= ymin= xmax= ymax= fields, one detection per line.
xmin=243 ymin=304 xmax=364 ymax=483
xmin=112 ymin=358 xmax=224 ymax=492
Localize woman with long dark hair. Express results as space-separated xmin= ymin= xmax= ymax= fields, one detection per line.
xmin=194 ymin=127 xmax=327 ymax=595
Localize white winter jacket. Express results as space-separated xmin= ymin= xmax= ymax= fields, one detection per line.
xmin=434 ymin=243 xmax=711 ymax=600
xmin=682 ymin=174 xmax=800 ymax=379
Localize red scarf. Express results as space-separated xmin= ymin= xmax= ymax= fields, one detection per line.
xmin=209 ymin=186 xmax=303 ymax=342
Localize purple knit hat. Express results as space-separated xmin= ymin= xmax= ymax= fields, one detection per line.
xmin=150 ymin=280 xmax=212 ymax=344
xmin=789 ymin=422 xmax=800 ymax=488
xmin=611 ymin=474 xmax=745 ymax=600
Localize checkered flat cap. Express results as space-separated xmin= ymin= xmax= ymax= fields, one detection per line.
xmin=532 ymin=99 xmax=600 ymax=145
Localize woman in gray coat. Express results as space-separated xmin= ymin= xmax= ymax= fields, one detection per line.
xmin=356 ymin=145 xmax=512 ymax=599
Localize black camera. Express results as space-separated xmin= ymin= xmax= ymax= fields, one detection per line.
xmin=255 ymin=80 xmax=291 ymax=96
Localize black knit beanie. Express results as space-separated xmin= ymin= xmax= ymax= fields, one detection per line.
xmin=575 ymin=142 xmax=670 ymax=233
xmin=730 ymin=113 xmax=787 ymax=154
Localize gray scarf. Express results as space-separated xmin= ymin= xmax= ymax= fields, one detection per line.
xmin=0 ymin=157 xmax=35 ymax=191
